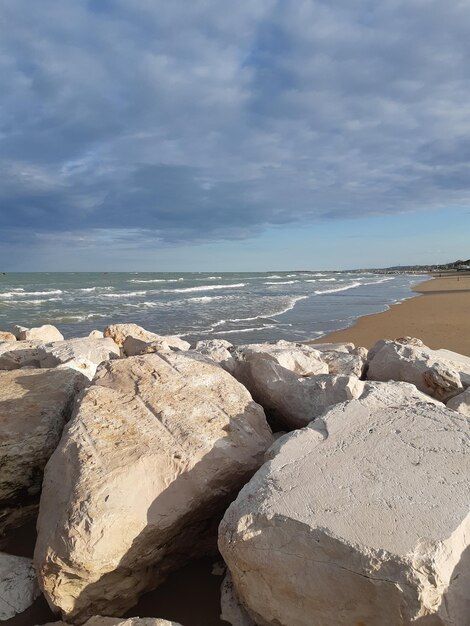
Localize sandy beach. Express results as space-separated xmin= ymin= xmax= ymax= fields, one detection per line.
xmin=315 ymin=274 xmax=470 ymax=356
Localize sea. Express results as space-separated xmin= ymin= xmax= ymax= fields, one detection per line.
xmin=0 ymin=271 xmax=427 ymax=345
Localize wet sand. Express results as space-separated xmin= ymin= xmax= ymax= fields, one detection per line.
xmin=314 ymin=274 xmax=470 ymax=356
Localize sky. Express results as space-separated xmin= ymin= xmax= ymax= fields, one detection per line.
xmin=1 ymin=0 xmax=469 ymax=271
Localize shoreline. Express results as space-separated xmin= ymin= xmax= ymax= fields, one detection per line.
xmin=312 ymin=273 xmax=470 ymax=357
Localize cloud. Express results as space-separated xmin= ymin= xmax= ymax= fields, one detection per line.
xmin=1 ymin=0 xmax=470 ymax=256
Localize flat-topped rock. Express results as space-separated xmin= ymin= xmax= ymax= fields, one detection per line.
xmin=15 ymin=324 xmax=64 ymax=342
xmin=227 ymin=352 xmax=363 ymax=429
xmin=0 ymin=368 xmax=87 ymax=534
xmin=38 ymin=337 xmax=120 ymax=369
xmin=0 ymin=552 xmax=40 ymax=620
xmin=194 ymin=339 xmax=233 ymax=363
xmin=229 ymin=341 xmax=328 ymax=377
xmin=104 ymin=323 xmax=189 ymax=351
xmin=219 ymin=382 xmax=470 ymax=626
xmin=35 ymin=351 xmax=273 ymax=623
xmin=0 ymin=340 xmax=42 ymax=370
xmin=319 ymin=350 xmax=365 ymax=377
xmin=311 ymin=341 xmax=355 ymax=353
xmin=122 ymin=334 xmax=190 ymax=357
xmin=367 ymin=339 xmax=467 ymax=401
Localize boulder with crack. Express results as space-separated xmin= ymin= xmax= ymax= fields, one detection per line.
xmin=219 ymin=382 xmax=470 ymax=626
xmin=226 ymin=352 xmax=363 ymax=429
xmin=0 ymin=340 xmax=42 ymax=370
xmin=367 ymin=338 xmax=469 ymax=401
xmin=35 ymin=351 xmax=273 ymax=623
xmin=0 ymin=368 xmax=88 ymax=534
xmin=194 ymin=339 xmax=233 ymax=364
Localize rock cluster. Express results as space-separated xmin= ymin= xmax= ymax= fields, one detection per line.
xmin=0 ymin=325 xmax=468 ymax=626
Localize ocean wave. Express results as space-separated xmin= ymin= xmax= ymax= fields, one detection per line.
xmin=77 ymin=286 xmax=114 ymax=292
xmin=207 ymin=295 xmax=309 ymax=330
xmin=362 ymin=276 xmax=395 ymax=285
xmin=314 ymin=282 xmax=362 ymax=295
xmin=317 ymin=278 xmax=336 ymax=282
xmin=103 ymin=291 xmax=147 ymax=298
xmin=165 ymin=283 xmax=246 ymax=294
xmin=17 ymin=297 xmax=63 ymax=304
xmin=264 ymin=280 xmax=300 ymax=285
xmin=0 ymin=292 xmax=15 ymax=299
xmin=187 ymin=295 xmax=226 ymax=303
xmin=6 ymin=289 xmax=64 ymax=297
xmin=129 ymin=278 xmax=182 ymax=283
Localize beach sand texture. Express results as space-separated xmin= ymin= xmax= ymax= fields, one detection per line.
xmin=315 ymin=274 xmax=470 ymax=356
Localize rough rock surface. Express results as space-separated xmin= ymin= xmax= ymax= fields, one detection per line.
xmin=0 ymin=340 xmax=42 ymax=370
xmin=227 ymin=354 xmax=363 ymax=429
xmin=16 ymin=324 xmax=64 ymax=342
xmin=311 ymin=341 xmax=355 ymax=353
xmin=220 ymin=571 xmax=255 ymax=626
xmin=367 ymin=339 xmax=466 ymax=401
xmin=446 ymin=388 xmax=470 ymax=417
xmin=122 ymin=335 xmax=190 ymax=357
xmin=104 ymin=323 xmax=189 ymax=351
xmin=42 ymin=618 xmax=182 ymax=626
xmin=35 ymin=352 xmax=273 ymax=622
xmin=219 ymin=382 xmax=470 ymax=626
xmin=229 ymin=341 xmax=328 ymax=377
xmin=56 ymin=357 xmax=100 ymax=381
xmin=0 ymin=331 xmax=16 ymax=342
xmin=319 ymin=350 xmax=365 ymax=377
xmin=0 ymin=368 xmax=87 ymax=533
xmin=0 ymin=552 xmax=40 ymax=619
xmin=195 ymin=339 xmax=233 ymax=363
xmin=89 ymin=330 xmax=104 ymax=338
xmin=38 ymin=337 xmax=120 ymax=369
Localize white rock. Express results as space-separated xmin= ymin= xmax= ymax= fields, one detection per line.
xmin=0 ymin=552 xmax=40 ymax=619
xmin=16 ymin=324 xmax=64 ymax=342
xmin=227 ymin=352 xmax=364 ymax=429
xmin=41 ymin=618 xmax=183 ymax=626
xmin=122 ymin=335 xmax=190 ymax=357
xmin=56 ymin=357 xmax=98 ymax=381
xmin=310 ymin=341 xmax=355 ymax=353
xmin=104 ymin=323 xmax=189 ymax=351
xmin=367 ymin=339 xmax=466 ymax=401
xmin=0 ymin=368 xmax=88 ymax=533
xmin=320 ymin=350 xmax=365 ymax=377
xmin=88 ymin=330 xmax=104 ymax=339
xmin=195 ymin=339 xmax=233 ymax=363
xmin=446 ymin=388 xmax=470 ymax=417
xmin=35 ymin=351 xmax=273 ymax=622
xmin=38 ymin=337 xmax=120 ymax=369
xmin=0 ymin=331 xmax=16 ymax=342
xmin=229 ymin=341 xmax=328 ymax=377
xmin=0 ymin=340 xmax=42 ymax=370
xmin=220 ymin=571 xmax=255 ymax=626
xmin=219 ymin=382 xmax=470 ymax=626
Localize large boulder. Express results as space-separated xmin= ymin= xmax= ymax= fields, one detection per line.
xmin=0 ymin=368 xmax=87 ymax=534
xmin=219 ymin=382 xmax=470 ymax=626
xmin=0 ymin=552 xmax=40 ymax=619
xmin=41 ymin=618 xmax=182 ymax=626
xmin=228 ymin=341 xmax=328 ymax=377
xmin=319 ymin=350 xmax=366 ymax=378
xmin=35 ymin=351 xmax=273 ymax=623
xmin=220 ymin=571 xmax=255 ymax=626
xmin=446 ymin=388 xmax=470 ymax=417
xmin=104 ymin=323 xmax=189 ymax=351
xmin=0 ymin=340 xmax=42 ymax=370
xmin=37 ymin=337 xmax=120 ymax=376
xmin=367 ymin=339 xmax=468 ymax=401
xmin=227 ymin=353 xmax=363 ymax=429
xmin=0 ymin=330 xmax=16 ymax=342
xmin=15 ymin=324 xmax=64 ymax=342
xmin=122 ymin=335 xmax=190 ymax=357
xmin=194 ymin=339 xmax=233 ymax=364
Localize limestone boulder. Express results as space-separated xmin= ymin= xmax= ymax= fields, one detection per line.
xmin=195 ymin=339 xmax=233 ymax=364
xmin=41 ymin=618 xmax=182 ymax=626
xmin=122 ymin=335 xmax=190 ymax=357
xmin=446 ymin=388 xmax=470 ymax=417
xmin=104 ymin=323 xmax=189 ymax=351
xmin=56 ymin=357 xmax=99 ymax=381
xmin=15 ymin=324 xmax=64 ymax=342
xmin=35 ymin=351 xmax=273 ymax=623
xmin=228 ymin=341 xmax=328 ymax=378
xmin=37 ymin=337 xmax=120 ymax=369
xmin=227 ymin=352 xmax=363 ymax=429
xmin=0 ymin=368 xmax=87 ymax=534
xmin=0 ymin=340 xmax=42 ymax=370
xmin=319 ymin=350 xmax=365 ymax=378
xmin=0 ymin=330 xmax=16 ymax=342
xmin=367 ymin=339 xmax=467 ymax=401
xmin=89 ymin=330 xmax=104 ymax=338
xmin=220 ymin=571 xmax=255 ymax=626
xmin=219 ymin=382 xmax=470 ymax=626
xmin=311 ymin=341 xmax=355 ymax=353
xmin=0 ymin=552 xmax=40 ymax=619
